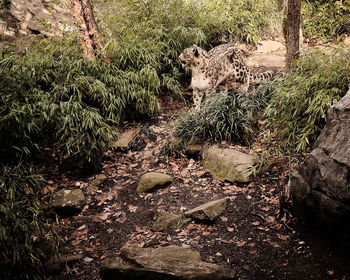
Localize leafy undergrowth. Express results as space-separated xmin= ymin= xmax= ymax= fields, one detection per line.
xmin=302 ymin=0 xmax=350 ymax=40
xmin=45 ymin=97 xmax=350 ymax=280
xmin=264 ymin=48 xmax=350 ymax=153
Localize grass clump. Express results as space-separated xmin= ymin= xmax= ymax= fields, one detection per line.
xmin=174 ymin=88 xmax=271 ymax=145
xmin=264 ymin=48 xmax=350 ymax=153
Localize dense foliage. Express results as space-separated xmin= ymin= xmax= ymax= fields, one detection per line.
xmin=0 ymin=34 xmax=159 ymax=277
xmin=174 ymin=88 xmax=271 ymax=145
xmin=265 ymin=48 xmax=350 ymax=152
xmin=0 ymin=166 xmax=48 ymax=280
xmin=302 ymin=0 xmax=350 ymax=39
xmin=97 ymin=0 xmax=280 ymax=95
xmin=0 ymin=38 xmax=160 ymax=161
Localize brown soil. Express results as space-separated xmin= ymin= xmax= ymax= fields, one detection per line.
xmin=45 ymin=96 xmax=350 ymax=280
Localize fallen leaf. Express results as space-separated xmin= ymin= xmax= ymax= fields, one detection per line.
xmin=236 ymin=241 xmax=246 ymax=247
xmin=77 ymin=225 xmax=87 ymax=231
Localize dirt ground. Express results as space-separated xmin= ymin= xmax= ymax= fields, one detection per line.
xmin=44 ymin=94 xmax=350 ymax=280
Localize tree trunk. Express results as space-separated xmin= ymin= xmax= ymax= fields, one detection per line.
xmin=70 ymin=0 xmax=104 ymax=59
xmin=284 ymin=0 xmax=301 ymax=71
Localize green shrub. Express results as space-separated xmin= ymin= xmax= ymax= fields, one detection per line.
xmin=0 ymin=166 xmax=48 ymax=280
xmin=264 ymin=48 xmax=350 ymax=153
xmin=302 ymin=0 xmax=350 ymax=39
xmin=0 ymin=39 xmax=160 ymax=161
xmin=174 ymin=87 xmax=271 ymax=145
xmin=196 ymin=0 xmax=281 ymax=43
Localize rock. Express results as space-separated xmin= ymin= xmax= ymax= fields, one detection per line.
xmin=45 ymin=254 xmax=83 ymax=274
xmin=51 ymin=189 xmax=85 ymax=216
xmin=256 ymin=40 xmax=285 ymax=53
xmin=137 ymin=172 xmax=172 ymax=193
xmin=202 ymin=146 xmax=255 ymax=182
xmin=289 ymin=90 xmax=350 ymax=226
xmin=0 ymin=0 xmax=73 ymax=39
xmin=185 ymin=198 xmax=228 ymax=221
xmin=184 ymin=138 xmax=202 ymax=156
xmin=87 ymin=175 xmax=107 ymax=193
xmin=152 ymin=212 xmax=191 ymax=232
xmin=100 ymin=246 xmax=237 ymax=280
xmin=185 ymin=137 xmax=204 ymax=156
xmin=113 ymin=128 xmax=141 ymax=151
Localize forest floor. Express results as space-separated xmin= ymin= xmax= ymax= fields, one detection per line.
xmin=45 ymin=41 xmax=350 ymax=280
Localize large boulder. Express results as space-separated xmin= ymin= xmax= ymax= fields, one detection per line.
xmin=202 ymin=146 xmax=255 ymax=182
xmin=289 ymin=91 xmax=350 ymax=226
xmin=0 ymin=0 xmax=73 ymax=38
xmin=100 ymin=246 xmax=237 ymax=280
xmin=137 ymin=172 xmax=172 ymax=193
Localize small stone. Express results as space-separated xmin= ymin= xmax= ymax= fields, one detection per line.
xmin=185 ymin=198 xmax=229 ymax=221
xmin=185 ymin=144 xmax=203 ymax=156
xmin=152 ymin=212 xmax=191 ymax=232
xmin=51 ymin=189 xmax=85 ymax=216
xmin=87 ymin=175 xmax=107 ymax=193
xmin=83 ymin=257 xmax=93 ymax=263
xmin=137 ymin=172 xmax=172 ymax=193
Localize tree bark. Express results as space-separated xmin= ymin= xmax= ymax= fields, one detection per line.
xmin=70 ymin=0 xmax=104 ymax=59
xmin=285 ymin=0 xmax=301 ymax=71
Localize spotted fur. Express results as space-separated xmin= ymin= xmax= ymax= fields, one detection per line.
xmin=179 ymin=43 xmax=274 ymax=109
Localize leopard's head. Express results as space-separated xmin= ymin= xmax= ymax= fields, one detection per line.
xmin=179 ymin=45 xmax=206 ymax=67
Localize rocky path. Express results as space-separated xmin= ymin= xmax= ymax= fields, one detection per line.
xmin=45 ymin=96 xmax=350 ymax=280
xmin=45 ymin=42 xmax=350 ymax=280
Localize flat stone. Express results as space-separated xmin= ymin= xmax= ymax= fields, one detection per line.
xmin=100 ymin=246 xmax=236 ymax=280
xmin=113 ymin=128 xmax=141 ymax=151
xmin=87 ymin=175 xmax=107 ymax=193
xmin=185 ymin=198 xmax=228 ymax=221
xmin=202 ymin=146 xmax=255 ymax=182
xmin=137 ymin=172 xmax=172 ymax=193
xmin=51 ymin=189 xmax=85 ymax=216
xmin=152 ymin=212 xmax=191 ymax=232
